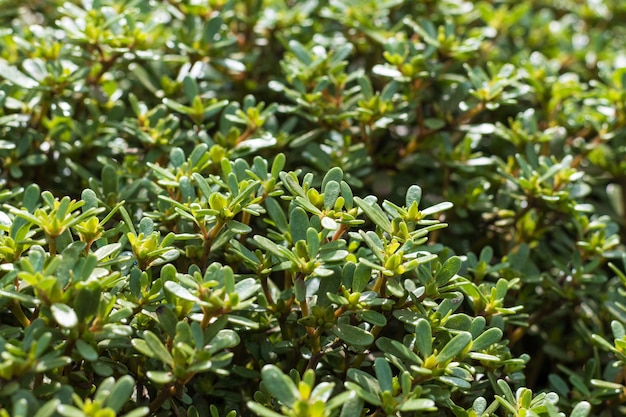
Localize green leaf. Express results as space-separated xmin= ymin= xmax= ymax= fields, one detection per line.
xmin=324 ymin=180 xmax=341 ymax=210
xmin=420 ymin=202 xmax=454 ymax=216
xmin=347 ymin=368 xmax=381 ymax=397
xmin=246 ymin=402 xmax=285 ymax=417
xmin=203 ymin=99 xmax=229 ymax=119
xmin=344 ymin=381 xmax=381 ymax=406
xmin=341 ymin=181 xmax=354 ymax=209
xmin=163 ymin=97 xmax=192 ymax=114
xmin=35 ymin=356 xmax=71 ymax=372
xmin=120 ymin=408 xmax=150 ymax=417
xmin=140 ymin=330 xmax=173 ymax=366
xmin=357 ymin=74 xmax=373 ymax=99
xmin=254 ymin=235 xmax=299 ymax=264
xmin=435 ymin=331 xmax=471 ymax=364
xmin=105 ymin=375 xmax=135 ymax=412
xmin=156 ymin=305 xmax=179 ymax=338
xmin=264 ymin=199 xmax=288 ymax=235
xmin=398 ymin=398 xmax=436 ymax=411
xmin=377 ymin=338 xmax=422 ymax=365
xmin=473 ymin=397 xmax=487 ymax=415
xmin=73 ymin=287 xmax=100 ymax=322
xmin=290 ymin=207 xmax=309 ymax=242
xmin=0 ymin=289 xmax=39 ymax=305
xmin=591 ymin=334 xmax=618 ymax=353
xmin=435 ymin=256 xmax=462 ymax=286
xmin=146 ymin=371 xmax=174 ymax=384
xmin=51 ymin=303 xmax=78 ymax=328
xmin=288 ymin=40 xmax=313 ymax=65
xmin=208 ymin=329 xmax=241 ymax=353
xmin=33 ymin=399 xmax=60 ymax=417
xmin=332 ymin=323 xmax=374 ymax=346
xmin=75 ymin=339 xmax=98 ymax=361
xmin=496 ymin=379 xmax=516 ymax=403
xmin=357 ymin=310 xmax=387 ymax=326
xmin=271 ymin=153 xmax=286 ymax=179
xmin=570 ymin=401 xmax=591 ymax=417
xmin=354 ymin=197 xmax=392 ymax=233
xmin=322 ymin=167 xmax=344 ymax=190
xmin=339 ymin=392 xmax=365 ymax=417
xmin=235 ymin=277 xmax=262 ymax=301
xmin=472 ymin=327 xmax=503 ymax=351
xmin=415 ymin=318 xmax=432 ymax=357
xmin=227 ymin=220 xmax=252 ymax=234
xmin=57 ymin=405 xmax=87 ymax=417
xmin=164 ymin=280 xmax=202 ymax=303
xmin=279 ymin=172 xmax=307 ymax=199
xmin=294 ymin=196 xmax=323 ymax=215
xmin=405 ymin=185 xmax=422 ymax=207
xmin=102 ymin=164 xmax=119 ymax=197
xmin=374 ymin=357 xmax=393 ymax=393
xmin=261 ymin=365 xmax=298 ymax=408
xmin=438 ymin=375 xmax=471 ymax=389
xmin=590 ymin=379 xmax=624 ymax=390
xmin=352 ymin=262 xmax=372 ymax=292
xmin=0 ymin=59 xmax=38 ymax=88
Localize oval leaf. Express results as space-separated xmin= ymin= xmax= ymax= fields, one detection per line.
xmin=261 ymin=365 xmax=298 ymax=408
xmin=51 ymin=303 xmax=78 ymax=329
xmin=472 ymin=327 xmax=503 ymax=351
xmin=435 ymin=331 xmax=472 ymax=364
xmin=332 ymin=323 xmax=374 ymax=346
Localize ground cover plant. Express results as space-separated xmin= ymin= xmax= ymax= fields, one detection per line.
xmin=2 ymin=0 xmax=626 ymax=416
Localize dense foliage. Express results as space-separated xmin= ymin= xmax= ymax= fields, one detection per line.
xmin=2 ymin=0 xmax=626 ymax=416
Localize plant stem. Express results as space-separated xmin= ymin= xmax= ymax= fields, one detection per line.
xmin=149 ymin=383 xmax=175 ymax=414
xmin=371 ymin=272 xmax=386 ymax=294
xmin=48 ymin=236 xmax=58 ymax=257
xmin=260 ymin=275 xmax=274 ymax=305
xmin=11 ymin=300 xmax=30 ymax=327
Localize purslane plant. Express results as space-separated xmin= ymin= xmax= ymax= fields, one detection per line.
xmin=3 ymin=0 xmax=626 ymax=416
xmin=0 ymin=153 xmax=589 ymax=416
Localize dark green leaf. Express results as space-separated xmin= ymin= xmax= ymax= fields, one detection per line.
xmin=435 ymin=331 xmax=471 ymax=364
xmin=352 ymin=263 xmax=372 ymax=292
xmin=208 ymin=329 xmax=240 ymax=353
xmin=415 ymin=318 xmax=432 ymax=357
xmin=322 ymin=167 xmax=344 ymax=190
xmin=357 ymin=310 xmax=387 ymax=326
xmin=75 ymin=339 xmax=98 ymax=362
xmin=156 ymin=304 xmax=179 ymax=338
xmin=289 ymin=207 xmax=309 ymax=242
xmin=105 ymin=375 xmax=135 ymax=412
xmin=472 ymin=327 xmax=503 ymax=351
xmin=354 ymin=197 xmax=392 ymax=233
xmin=261 ymin=365 xmax=298 ymax=408
xmin=346 ymin=368 xmax=381 ymax=398
xmin=332 ymin=323 xmax=374 ymax=346
xmin=139 ymin=331 xmax=173 ymax=366
xmin=374 ymin=357 xmax=393 ymax=393
xmin=435 ymin=256 xmax=462 ymax=286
